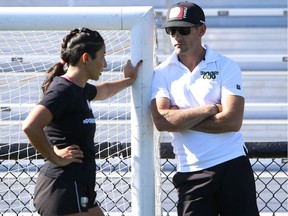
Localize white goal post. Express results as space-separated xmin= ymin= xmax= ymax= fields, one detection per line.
xmin=0 ymin=6 xmax=159 ymax=216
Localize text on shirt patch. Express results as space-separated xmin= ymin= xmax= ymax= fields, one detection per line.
xmin=200 ymin=71 xmax=219 ymax=80
xmin=83 ymin=118 xmax=96 ymax=124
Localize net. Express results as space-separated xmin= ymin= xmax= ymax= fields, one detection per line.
xmin=0 ymin=30 xmax=135 ymax=214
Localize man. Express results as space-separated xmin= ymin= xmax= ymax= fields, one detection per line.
xmin=151 ymin=2 xmax=259 ymax=216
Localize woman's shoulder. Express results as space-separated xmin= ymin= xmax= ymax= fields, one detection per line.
xmin=47 ymin=76 xmax=82 ymax=95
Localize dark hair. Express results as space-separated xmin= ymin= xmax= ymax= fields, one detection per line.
xmin=42 ymin=27 xmax=105 ymax=94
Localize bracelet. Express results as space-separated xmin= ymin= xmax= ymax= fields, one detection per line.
xmin=213 ymin=104 xmax=220 ymax=113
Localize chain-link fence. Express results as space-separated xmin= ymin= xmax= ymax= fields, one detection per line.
xmin=160 ymin=142 xmax=288 ymax=215
xmin=0 ymin=141 xmax=287 ymax=215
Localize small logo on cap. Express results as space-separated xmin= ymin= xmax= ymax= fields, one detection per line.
xmin=169 ymin=7 xmax=187 ymax=19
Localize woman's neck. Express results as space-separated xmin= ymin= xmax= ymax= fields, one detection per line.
xmin=62 ymin=67 xmax=87 ymax=87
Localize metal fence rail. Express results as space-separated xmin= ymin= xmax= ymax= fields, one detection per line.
xmin=0 ymin=141 xmax=287 ymax=215
xmin=1 ymin=141 xmax=287 ymax=160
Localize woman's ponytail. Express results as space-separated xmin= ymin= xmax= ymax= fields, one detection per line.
xmin=41 ymin=62 xmax=66 ymax=94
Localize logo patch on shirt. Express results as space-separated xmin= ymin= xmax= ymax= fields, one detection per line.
xmin=83 ymin=118 xmax=96 ymax=124
xmin=200 ymin=71 xmax=219 ymax=80
xmin=236 ymin=84 xmax=241 ymax=90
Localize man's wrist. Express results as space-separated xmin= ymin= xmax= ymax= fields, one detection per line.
xmin=213 ymin=104 xmax=220 ymax=113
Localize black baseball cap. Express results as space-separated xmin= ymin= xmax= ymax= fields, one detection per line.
xmin=163 ymin=2 xmax=205 ymax=28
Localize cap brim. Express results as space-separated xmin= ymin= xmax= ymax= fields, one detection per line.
xmin=162 ymin=21 xmax=197 ymax=28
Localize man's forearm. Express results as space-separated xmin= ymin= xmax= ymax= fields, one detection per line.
xmin=153 ymin=104 xmax=218 ymax=132
xmin=191 ymin=112 xmax=242 ymax=133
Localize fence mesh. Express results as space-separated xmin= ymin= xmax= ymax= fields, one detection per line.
xmin=0 ymin=142 xmax=287 ymax=215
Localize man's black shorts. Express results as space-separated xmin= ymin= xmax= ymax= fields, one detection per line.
xmin=172 ymin=156 xmax=259 ymax=216
xmin=34 ymin=174 xmax=99 ymax=216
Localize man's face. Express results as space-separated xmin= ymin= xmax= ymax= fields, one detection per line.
xmin=167 ymin=25 xmax=205 ymax=56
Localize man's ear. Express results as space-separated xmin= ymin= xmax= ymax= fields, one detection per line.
xmin=82 ymin=53 xmax=89 ymax=64
xmin=199 ymin=24 xmax=206 ymax=36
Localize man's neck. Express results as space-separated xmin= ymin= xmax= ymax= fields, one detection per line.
xmin=178 ymin=47 xmax=206 ymax=72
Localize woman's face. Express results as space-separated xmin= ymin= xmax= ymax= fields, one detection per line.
xmin=87 ymin=45 xmax=107 ymax=81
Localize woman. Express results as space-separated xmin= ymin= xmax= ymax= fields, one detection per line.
xmin=22 ymin=27 xmax=142 ymax=216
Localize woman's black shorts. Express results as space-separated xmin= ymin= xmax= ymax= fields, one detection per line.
xmin=34 ymin=174 xmax=99 ymax=216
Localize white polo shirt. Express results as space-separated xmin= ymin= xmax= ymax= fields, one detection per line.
xmin=151 ymin=44 xmax=246 ymax=172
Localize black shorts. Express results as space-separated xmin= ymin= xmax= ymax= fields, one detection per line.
xmin=34 ymin=174 xmax=99 ymax=216
xmin=172 ymin=156 xmax=259 ymax=216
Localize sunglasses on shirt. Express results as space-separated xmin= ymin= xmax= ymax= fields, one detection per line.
xmin=165 ymin=26 xmax=200 ymax=36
